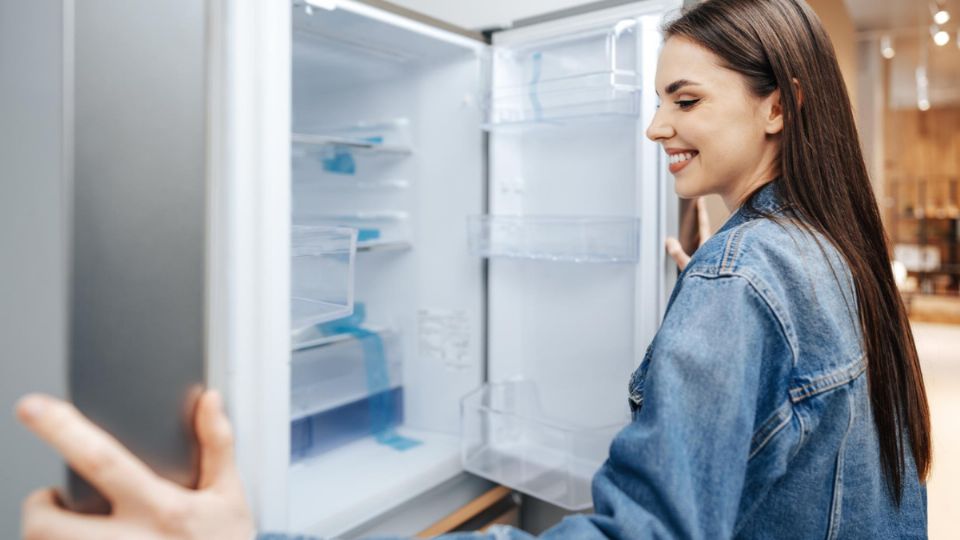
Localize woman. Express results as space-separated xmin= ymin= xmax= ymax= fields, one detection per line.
xmin=17 ymin=0 xmax=930 ymax=538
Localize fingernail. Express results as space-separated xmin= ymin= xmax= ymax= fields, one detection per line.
xmin=16 ymin=395 xmax=46 ymax=421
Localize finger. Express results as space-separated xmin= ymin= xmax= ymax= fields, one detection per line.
xmin=22 ymin=488 xmax=119 ymax=540
xmin=665 ymin=237 xmax=691 ymax=271
xmin=15 ymin=394 xmax=170 ymax=508
xmin=196 ymin=390 xmax=239 ymax=491
xmin=696 ymin=197 xmax=712 ymax=246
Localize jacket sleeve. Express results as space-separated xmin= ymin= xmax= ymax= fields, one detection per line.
xmin=261 ymin=273 xmax=791 ymax=540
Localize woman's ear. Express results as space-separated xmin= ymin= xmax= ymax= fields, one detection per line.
xmin=764 ymin=78 xmax=802 ymax=135
xmin=763 ymin=88 xmax=785 ymax=135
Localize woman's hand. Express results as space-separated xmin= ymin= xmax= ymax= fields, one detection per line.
xmin=17 ymin=390 xmax=255 ymax=540
xmin=665 ymin=197 xmax=712 ymax=271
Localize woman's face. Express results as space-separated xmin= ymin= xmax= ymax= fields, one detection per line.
xmin=646 ymin=36 xmax=783 ymax=209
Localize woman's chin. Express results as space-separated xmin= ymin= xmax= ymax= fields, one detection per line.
xmin=673 ymin=177 xmax=705 ymax=200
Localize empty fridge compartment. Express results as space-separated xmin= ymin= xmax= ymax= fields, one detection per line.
xmin=486 ymin=20 xmax=641 ymax=127
xmin=291 ymin=226 xmax=357 ymax=337
xmin=461 ymin=380 xmax=625 ymax=510
xmin=467 ymin=215 xmax=640 ymax=263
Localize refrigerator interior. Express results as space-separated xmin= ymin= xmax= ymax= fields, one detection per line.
xmin=287 ymin=2 xmax=487 ymax=534
xmin=282 ymin=0 xmax=674 ymax=533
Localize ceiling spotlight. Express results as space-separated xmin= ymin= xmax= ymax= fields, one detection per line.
xmin=934 ymin=29 xmax=950 ymax=46
xmin=880 ymin=34 xmax=896 ymax=59
xmin=917 ymin=65 xmax=930 ymax=111
xmin=934 ymin=9 xmax=950 ymax=25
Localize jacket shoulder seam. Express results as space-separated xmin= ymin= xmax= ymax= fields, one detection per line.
xmin=788 ymin=357 xmax=866 ymax=403
xmin=684 ymin=269 xmax=800 ymax=366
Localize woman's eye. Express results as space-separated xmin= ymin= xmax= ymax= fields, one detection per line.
xmin=676 ymin=99 xmax=700 ymax=110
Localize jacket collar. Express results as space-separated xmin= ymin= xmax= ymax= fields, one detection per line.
xmin=716 ymin=180 xmax=784 ymax=234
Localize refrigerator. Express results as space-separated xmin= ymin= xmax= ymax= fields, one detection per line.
xmin=67 ymin=0 xmax=681 ymax=536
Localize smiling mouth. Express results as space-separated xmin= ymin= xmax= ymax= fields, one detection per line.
xmin=668 ymin=151 xmax=698 ymax=165
xmin=668 ymin=150 xmax=699 ymax=174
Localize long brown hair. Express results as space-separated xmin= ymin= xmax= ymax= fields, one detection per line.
xmin=664 ymin=0 xmax=930 ymax=503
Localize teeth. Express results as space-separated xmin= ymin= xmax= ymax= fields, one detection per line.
xmin=669 ymin=152 xmax=697 ymax=164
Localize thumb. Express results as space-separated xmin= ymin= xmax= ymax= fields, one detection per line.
xmin=696 ymin=197 xmax=712 ymax=247
xmin=665 ymin=237 xmax=691 ymax=271
xmin=196 ymin=390 xmax=239 ymax=491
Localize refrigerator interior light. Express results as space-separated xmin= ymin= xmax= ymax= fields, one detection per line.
xmin=306 ymin=0 xmax=338 ymax=11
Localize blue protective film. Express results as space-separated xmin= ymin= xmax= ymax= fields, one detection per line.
xmin=356 ymin=228 xmax=381 ymax=243
xmin=322 ymin=147 xmax=356 ymax=175
xmin=319 ymin=304 xmax=421 ymax=451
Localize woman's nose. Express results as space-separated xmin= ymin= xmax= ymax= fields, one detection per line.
xmin=645 ymin=110 xmax=674 ymax=142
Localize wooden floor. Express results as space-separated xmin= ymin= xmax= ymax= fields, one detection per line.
xmin=912 ymin=321 xmax=960 ymax=538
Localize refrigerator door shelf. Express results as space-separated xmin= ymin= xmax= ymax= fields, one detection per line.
xmin=468 ymin=215 xmax=641 ymax=263
xmin=486 ymin=18 xmax=640 ymax=128
xmin=483 ymin=72 xmax=640 ymax=129
xmin=291 ymin=226 xmax=358 ymax=337
xmin=461 ymin=380 xmax=626 ymax=511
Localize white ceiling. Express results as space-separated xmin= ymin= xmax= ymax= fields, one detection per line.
xmin=845 ymin=0 xmax=960 ymax=108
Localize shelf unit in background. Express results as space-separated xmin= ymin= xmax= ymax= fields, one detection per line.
xmin=889 ymin=175 xmax=960 ymax=296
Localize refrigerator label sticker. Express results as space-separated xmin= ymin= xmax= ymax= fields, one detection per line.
xmin=418 ymin=309 xmax=472 ymax=371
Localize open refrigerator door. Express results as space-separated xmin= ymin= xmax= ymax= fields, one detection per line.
xmin=464 ymin=0 xmax=680 ymax=511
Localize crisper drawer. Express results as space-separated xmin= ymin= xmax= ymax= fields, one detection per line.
xmin=291 ymin=326 xmax=404 ymax=460
xmin=461 ymin=380 xmax=626 ymax=510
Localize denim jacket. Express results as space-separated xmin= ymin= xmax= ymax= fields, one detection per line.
xmin=262 ymin=181 xmax=926 ymax=540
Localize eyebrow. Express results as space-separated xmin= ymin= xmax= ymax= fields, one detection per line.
xmin=656 ymin=79 xmax=701 ymax=97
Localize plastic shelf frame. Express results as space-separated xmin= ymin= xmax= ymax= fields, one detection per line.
xmin=291 ymin=118 xmax=413 ymax=158
xmin=298 ymin=212 xmax=413 ymax=253
xmin=291 ymin=226 xmax=357 ymax=338
xmin=467 ymin=215 xmax=641 ymax=263
xmin=460 ymin=380 xmax=626 ymax=511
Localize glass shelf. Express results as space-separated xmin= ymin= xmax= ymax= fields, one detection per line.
xmin=485 ymin=19 xmax=640 ymax=128
xmin=467 ymin=215 xmax=641 ymax=263
xmin=461 ymin=380 xmax=626 ymax=511
xmin=291 ymin=226 xmax=357 ymax=338
xmin=291 ymin=133 xmax=412 ymax=156
xmin=298 ymin=212 xmax=413 ymax=253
